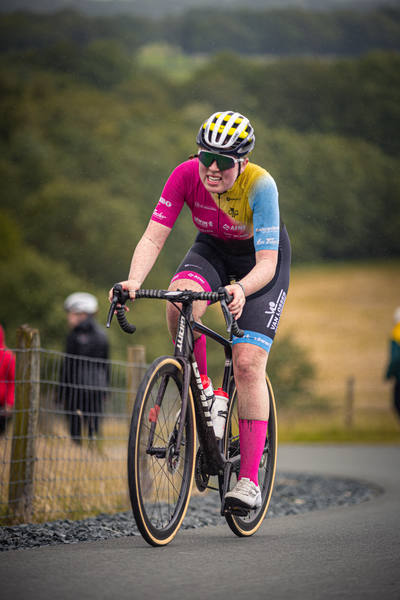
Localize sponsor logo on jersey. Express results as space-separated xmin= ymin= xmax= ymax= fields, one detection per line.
xmin=194 ymin=202 xmax=217 ymax=212
xmin=223 ymin=223 xmax=246 ymax=231
xmin=256 ymin=226 xmax=279 ymax=233
xmin=194 ymin=216 xmax=213 ymax=228
xmin=257 ymin=238 xmax=276 ymax=245
xmin=153 ymin=210 xmax=167 ymax=220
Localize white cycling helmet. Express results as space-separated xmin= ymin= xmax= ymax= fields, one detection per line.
xmin=64 ymin=292 xmax=98 ymax=315
xmin=196 ymin=111 xmax=255 ymax=157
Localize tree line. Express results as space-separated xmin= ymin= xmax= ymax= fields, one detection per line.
xmin=1 ymin=6 xmax=400 ymax=57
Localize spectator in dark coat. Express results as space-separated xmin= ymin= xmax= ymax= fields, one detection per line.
xmin=60 ymin=293 xmax=109 ymax=443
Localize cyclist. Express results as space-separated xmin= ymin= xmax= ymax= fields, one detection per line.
xmin=109 ymin=111 xmax=291 ymax=510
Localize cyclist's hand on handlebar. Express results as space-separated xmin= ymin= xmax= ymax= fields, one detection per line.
xmin=108 ymin=279 xmax=141 ymax=305
xmin=225 ymin=283 xmax=246 ymax=320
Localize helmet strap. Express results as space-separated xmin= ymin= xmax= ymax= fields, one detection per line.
xmin=235 ymin=160 xmax=245 ymax=183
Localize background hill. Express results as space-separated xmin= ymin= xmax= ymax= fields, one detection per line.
xmin=1 ymin=0 xmax=400 ymax=18
xmin=2 ymin=5 xmax=400 ymax=56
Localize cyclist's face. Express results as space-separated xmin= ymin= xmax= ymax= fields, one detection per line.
xmin=199 ymin=156 xmax=248 ymax=194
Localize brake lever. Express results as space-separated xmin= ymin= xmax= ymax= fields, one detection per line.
xmin=218 ymin=287 xmax=244 ymax=338
xmin=106 ymin=283 xmax=130 ymax=329
xmin=218 ymin=288 xmax=233 ymax=334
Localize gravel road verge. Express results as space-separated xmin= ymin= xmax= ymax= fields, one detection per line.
xmin=0 ymin=472 xmax=380 ymax=552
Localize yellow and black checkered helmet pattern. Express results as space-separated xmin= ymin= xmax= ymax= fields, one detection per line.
xmin=196 ymin=111 xmax=255 ymax=157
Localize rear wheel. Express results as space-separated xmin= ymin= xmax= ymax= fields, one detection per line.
xmin=220 ymin=374 xmax=278 ymax=537
xmin=128 ymin=356 xmax=196 ymax=547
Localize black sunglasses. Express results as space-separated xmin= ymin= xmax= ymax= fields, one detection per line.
xmin=198 ymin=150 xmax=243 ymax=172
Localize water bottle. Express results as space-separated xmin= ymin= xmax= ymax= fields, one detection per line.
xmin=200 ymin=374 xmax=215 ymax=410
xmin=211 ymin=388 xmax=229 ymax=440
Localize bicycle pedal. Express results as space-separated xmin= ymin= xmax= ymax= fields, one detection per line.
xmin=223 ymin=504 xmax=251 ymax=517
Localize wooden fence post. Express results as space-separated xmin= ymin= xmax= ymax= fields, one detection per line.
xmin=127 ymin=346 xmax=146 ymax=416
xmin=8 ymin=325 xmax=40 ymax=522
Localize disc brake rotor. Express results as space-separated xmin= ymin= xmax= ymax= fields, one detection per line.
xmin=166 ymin=429 xmax=181 ymax=474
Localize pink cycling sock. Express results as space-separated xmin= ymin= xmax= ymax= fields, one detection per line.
xmin=194 ymin=335 xmax=207 ymax=376
xmin=238 ymin=419 xmax=268 ymax=486
xmin=173 ymin=335 xmax=207 ymax=375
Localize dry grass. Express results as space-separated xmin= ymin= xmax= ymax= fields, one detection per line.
xmin=0 ymin=417 xmax=131 ymax=524
xmin=277 ymin=406 xmax=400 ymax=444
xmin=276 ymin=259 xmax=400 ymax=442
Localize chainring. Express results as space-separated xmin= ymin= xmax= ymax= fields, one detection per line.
xmin=195 ymin=448 xmax=209 ymax=492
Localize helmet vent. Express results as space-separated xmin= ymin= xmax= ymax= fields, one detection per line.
xmin=197 ymin=110 xmax=255 ymax=157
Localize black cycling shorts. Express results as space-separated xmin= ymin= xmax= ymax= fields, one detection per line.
xmin=171 ymin=225 xmax=291 ymax=353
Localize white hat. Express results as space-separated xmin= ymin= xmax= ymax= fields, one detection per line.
xmin=394 ymin=306 xmax=400 ymax=324
xmin=64 ymin=292 xmax=98 ymax=315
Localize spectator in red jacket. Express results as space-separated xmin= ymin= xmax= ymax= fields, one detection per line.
xmin=0 ymin=325 xmax=16 ymax=436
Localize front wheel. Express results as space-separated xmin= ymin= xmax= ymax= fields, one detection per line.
xmin=128 ymin=356 xmax=196 ymax=547
xmin=220 ymin=374 xmax=278 ymax=537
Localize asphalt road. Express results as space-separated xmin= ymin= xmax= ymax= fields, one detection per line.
xmin=1 ymin=444 xmax=399 ymax=600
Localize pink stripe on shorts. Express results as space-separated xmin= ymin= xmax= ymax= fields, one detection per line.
xmin=171 ymin=270 xmax=212 ymax=292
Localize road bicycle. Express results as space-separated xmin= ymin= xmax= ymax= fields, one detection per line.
xmin=107 ymin=283 xmax=278 ymax=547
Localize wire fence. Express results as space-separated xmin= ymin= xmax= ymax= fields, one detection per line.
xmin=0 ymin=328 xmax=147 ymax=525
xmin=1 ymin=326 xmax=396 ymax=526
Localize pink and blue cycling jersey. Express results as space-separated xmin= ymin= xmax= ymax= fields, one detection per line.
xmin=151 ymin=158 xmax=280 ymax=252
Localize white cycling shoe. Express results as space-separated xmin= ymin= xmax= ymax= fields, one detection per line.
xmin=224 ymin=477 xmax=262 ymax=510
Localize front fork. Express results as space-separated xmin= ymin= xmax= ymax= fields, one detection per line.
xmin=146 ymin=356 xmax=191 ymax=459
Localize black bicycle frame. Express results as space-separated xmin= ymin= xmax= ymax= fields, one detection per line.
xmin=169 ymin=300 xmax=241 ymax=503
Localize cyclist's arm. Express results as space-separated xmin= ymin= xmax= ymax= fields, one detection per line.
xmin=225 ymin=249 xmax=278 ymax=319
xmin=108 ymin=220 xmax=172 ymax=301
xmin=241 ymin=249 xmax=278 ymax=295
